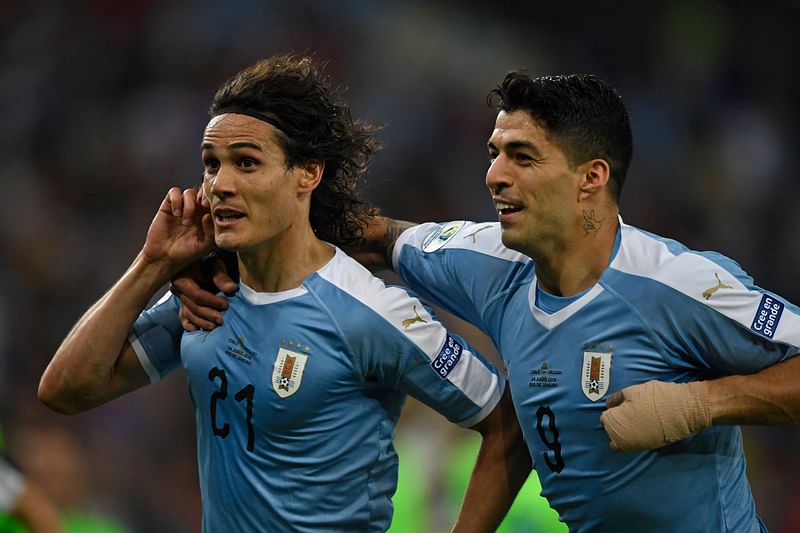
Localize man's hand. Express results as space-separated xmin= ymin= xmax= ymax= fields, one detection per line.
xmin=600 ymin=380 xmax=711 ymax=452
xmin=141 ymin=187 xmax=215 ymax=277
xmin=171 ymin=255 xmax=237 ymax=331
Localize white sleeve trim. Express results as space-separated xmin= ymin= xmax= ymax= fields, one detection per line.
xmin=128 ymin=333 xmax=162 ymax=383
xmin=457 ymin=374 xmax=505 ymax=428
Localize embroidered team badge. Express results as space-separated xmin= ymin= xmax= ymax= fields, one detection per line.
xmin=422 ymin=222 xmax=463 ymax=252
xmin=581 ymin=350 xmax=612 ymax=401
xmin=272 ymin=348 xmax=309 ymax=398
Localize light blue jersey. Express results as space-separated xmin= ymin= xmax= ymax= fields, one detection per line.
xmin=393 ymin=219 xmax=800 ymax=533
xmin=129 ymin=247 xmax=504 ymax=532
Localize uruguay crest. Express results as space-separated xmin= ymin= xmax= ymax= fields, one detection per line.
xmin=581 ymin=350 xmax=612 ymax=401
xmin=272 ymin=348 xmax=309 ymax=398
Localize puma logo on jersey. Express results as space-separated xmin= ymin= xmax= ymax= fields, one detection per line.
xmin=702 ymin=273 xmax=732 ymax=300
xmin=402 ymin=305 xmax=428 ymax=329
xmin=463 ymin=224 xmax=492 ymax=243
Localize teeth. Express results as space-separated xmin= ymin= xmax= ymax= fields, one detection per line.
xmin=495 ymin=202 xmax=517 ymax=213
xmin=216 ymin=211 xmax=243 ymax=221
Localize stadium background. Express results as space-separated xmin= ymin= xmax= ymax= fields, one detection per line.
xmin=0 ymin=0 xmax=798 ymax=530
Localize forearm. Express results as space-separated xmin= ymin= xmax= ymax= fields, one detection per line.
xmin=348 ymin=216 xmax=417 ymax=271
xmin=706 ymin=354 xmax=800 ymax=425
xmin=452 ymin=392 xmax=531 ymax=533
xmin=39 ymin=252 xmax=170 ymax=413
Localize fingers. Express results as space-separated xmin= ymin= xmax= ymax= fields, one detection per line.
xmin=211 ymin=257 xmax=238 ymax=294
xmin=604 ymin=390 xmax=625 ymax=408
xmin=163 ymin=187 xmax=207 ymax=227
xmin=165 ymin=187 xmax=184 ymax=217
xmin=179 ymin=299 xmax=220 ymax=331
xmin=171 ymin=276 xmax=228 ymax=314
xmin=181 ymin=188 xmax=197 ymax=226
xmin=198 ymin=184 xmax=209 ymax=207
xmin=599 ymin=410 xmax=623 ymax=452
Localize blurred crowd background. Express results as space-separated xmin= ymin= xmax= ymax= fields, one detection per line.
xmin=1 ymin=0 xmax=798 ymax=531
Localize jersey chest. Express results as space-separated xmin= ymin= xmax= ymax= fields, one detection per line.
xmin=180 ymin=299 xmax=363 ymax=439
xmin=495 ymin=288 xmax=684 ymax=479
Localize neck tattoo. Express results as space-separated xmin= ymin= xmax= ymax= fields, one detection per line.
xmin=582 ymin=209 xmax=605 ymax=237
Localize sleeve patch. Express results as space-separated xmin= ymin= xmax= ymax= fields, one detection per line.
xmin=750 ymin=294 xmax=784 ymax=339
xmin=430 ymin=334 xmax=463 ymax=379
xmin=422 ymin=222 xmax=463 ymax=252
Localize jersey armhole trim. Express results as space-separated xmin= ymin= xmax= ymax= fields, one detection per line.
xmin=128 ymin=333 xmax=162 ymax=384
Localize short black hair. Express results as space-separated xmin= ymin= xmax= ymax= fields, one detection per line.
xmin=488 ymin=72 xmax=633 ymax=202
xmin=210 ymin=54 xmax=381 ymax=247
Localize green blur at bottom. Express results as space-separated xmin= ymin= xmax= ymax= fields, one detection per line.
xmin=390 ymin=433 xmax=567 ymax=532
xmin=0 ymin=511 xmax=129 ymax=533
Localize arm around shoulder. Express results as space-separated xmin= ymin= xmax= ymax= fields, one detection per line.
xmin=344 ymin=216 xmax=418 ymax=271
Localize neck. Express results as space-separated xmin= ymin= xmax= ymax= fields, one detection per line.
xmin=237 ymin=225 xmax=334 ymax=293
xmin=535 ymin=208 xmax=619 ymax=297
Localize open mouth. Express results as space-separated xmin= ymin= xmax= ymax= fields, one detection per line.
xmin=214 ymin=209 xmax=245 ymax=222
xmin=495 ymin=202 xmax=522 ymax=216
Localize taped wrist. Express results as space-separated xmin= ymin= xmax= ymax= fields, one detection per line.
xmin=656 ymin=381 xmax=712 ymax=444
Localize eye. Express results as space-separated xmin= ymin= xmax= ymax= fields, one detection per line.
xmin=514 ymin=153 xmax=533 ymax=163
xmin=238 ymin=157 xmax=258 ymax=168
xmin=203 ymin=157 xmax=220 ymax=171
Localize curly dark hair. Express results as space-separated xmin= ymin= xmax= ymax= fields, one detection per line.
xmin=488 ymin=72 xmax=633 ymax=202
xmin=209 ymin=54 xmax=381 ymax=247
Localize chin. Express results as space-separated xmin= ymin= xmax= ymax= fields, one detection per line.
xmin=214 ymin=235 xmax=240 ymax=252
xmin=499 ymin=229 xmax=518 ymax=249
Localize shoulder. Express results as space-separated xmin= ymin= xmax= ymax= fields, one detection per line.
xmin=610 ymin=222 xmax=753 ymax=293
xmin=313 ymin=248 xmax=433 ymax=330
xmin=396 ymin=221 xmax=531 ymax=263
xmin=311 ymin=249 xmax=461 ymax=359
xmin=607 ymin=221 xmax=800 ymax=343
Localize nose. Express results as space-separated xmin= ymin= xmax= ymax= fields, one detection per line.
xmin=485 ymin=154 xmax=511 ymax=194
xmin=207 ymin=165 xmax=236 ymax=198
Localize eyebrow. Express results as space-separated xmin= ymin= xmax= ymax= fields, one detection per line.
xmin=487 ymin=139 xmax=543 ymax=157
xmin=200 ymin=141 xmax=264 ymax=152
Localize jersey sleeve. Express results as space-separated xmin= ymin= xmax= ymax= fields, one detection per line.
xmin=0 ymin=456 xmax=24 ymax=513
xmin=128 ymin=291 xmax=184 ymax=382
xmin=392 ymin=221 xmax=533 ymax=333
xmin=318 ymin=253 xmax=506 ymax=427
xmin=668 ymin=254 xmax=800 ymax=374
xmin=355 ymin=293 xmax=504 ymax=428
xmin=612 ymin=228 xmax=800 ymax=374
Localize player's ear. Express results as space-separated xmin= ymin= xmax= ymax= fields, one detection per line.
xmin=577 ymin=159 xmax=610 ymax=201
xmin=296 ymin=161 xmax=325 ymax=193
